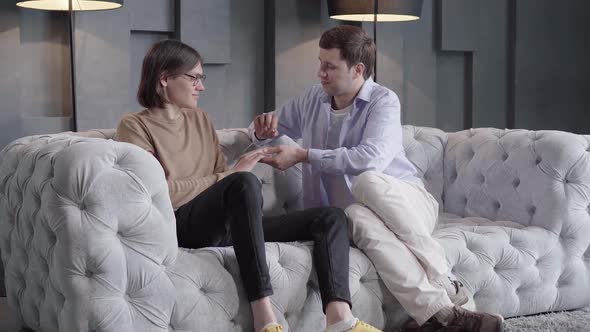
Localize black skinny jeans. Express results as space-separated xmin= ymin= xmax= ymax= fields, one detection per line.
xmin=174 ymin=172 xmax=351 ymax=310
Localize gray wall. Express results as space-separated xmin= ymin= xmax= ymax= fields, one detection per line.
xmin=271 ymin=0 xmax=590 ymax=133
xmin=514 ymin=0 xmax=590 ymax=132
xmin=0 ymin=0 xmax=264 ymax=149
xmin=1 ymin=0 xmax=590 ymax=152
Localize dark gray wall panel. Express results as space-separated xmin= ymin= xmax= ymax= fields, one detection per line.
xmin=399 ymin=0 xmax=437 ymax=127
xmin=176 ymin=0 xmax=264 ymax=129
xmin=273 ymin=0 xmax=337 ymax=108
xmin=274 ymin=0 xmax=323 ymax=107
xmin=364 ymin=5 xmax=439 ymax=127
xmin=436 ymin=53 xmax=465 ymax=132
xmin=0 ymin=4 xmax=21 ymax=150
xmin=514 ymin=0 xmax=590 ymax=133
xmin=438 ymin=0 xmax=480 ymax=51
xmin=472 ymin=0 xmax=508 ymax=129
xmin=128 ymin=0 xmax=174 ymax=32
xmin=21 ymin=117 xmax=71 ymax=136
xmin=224 ymin=0 xmax=265 ymax=126
xmin=367 ymin=22 xmax=404 ymax=111
xmin=1 ymin=6 xmax=72 ymax=149
xmin=19 ymin=11 xmax=71 ymax=118
xmin=75 ymin=9 xmax=131 ymax=131
xmin=177 ymin=0 xmax=230 ymax=64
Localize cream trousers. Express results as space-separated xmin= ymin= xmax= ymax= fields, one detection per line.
xmin=345 ymin=171 xmax=452 ymax=325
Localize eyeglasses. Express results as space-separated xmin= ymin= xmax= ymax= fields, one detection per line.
xmin=183 ymin=73 xmax=206 ymax=86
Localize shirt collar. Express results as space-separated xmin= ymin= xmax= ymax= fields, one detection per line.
xmin=319 ymin=78 xmax=376 ymax=108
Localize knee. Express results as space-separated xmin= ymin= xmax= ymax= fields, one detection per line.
xmin=225 ymin=172 xmax=262 ymax=199
xmin=351 ymin=171 xmax=380 ymax=194
xmin=314 ymin=207 xmax=348 ymax=232
xmin=227 ymin=171 xmax=261 ymax=191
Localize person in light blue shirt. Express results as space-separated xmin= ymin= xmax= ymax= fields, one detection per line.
xmin=250 ymin=25 xmax=504 ymax=332
xmin=253 ymin=69 xmax=420 ymax=210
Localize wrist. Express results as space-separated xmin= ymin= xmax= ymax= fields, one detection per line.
xmin=297 ymin=148 xmax=309 ymax=163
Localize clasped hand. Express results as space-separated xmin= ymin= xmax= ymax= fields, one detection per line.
xmin=232 ymin=145 xmax=307 ymax=172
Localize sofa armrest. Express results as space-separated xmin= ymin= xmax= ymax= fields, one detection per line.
xmin=0 ymin=134 xmax=178 ymax=332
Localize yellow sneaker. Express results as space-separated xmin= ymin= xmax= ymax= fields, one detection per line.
xmin=260 ymin=323 xmax=283 ymax=332
xmin=349 ymin=320 xmax=382 ymax=332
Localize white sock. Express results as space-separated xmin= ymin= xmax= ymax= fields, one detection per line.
xmin=326 ymin=317 xmax=358 ymax=332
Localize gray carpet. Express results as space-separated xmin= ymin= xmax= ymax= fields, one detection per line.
xmin=1 ymin=295 xmax=589 ymax=331
xmin=504 ymin=307 xmax=590 ymax=332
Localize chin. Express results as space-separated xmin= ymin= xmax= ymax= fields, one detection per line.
xmin=321 ymin=85 xmax=335 ymax=96
xmin=184 ymin=101 xmax=198 ymax=109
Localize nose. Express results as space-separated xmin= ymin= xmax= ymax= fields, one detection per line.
xmin=317 ymin=68 xmax=327 ymax=78
xmin=195 ymin=80 xmax=205 ymax=91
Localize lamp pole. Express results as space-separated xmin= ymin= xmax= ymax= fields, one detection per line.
xmin=68 ymin=0 xmax=77 ymax=131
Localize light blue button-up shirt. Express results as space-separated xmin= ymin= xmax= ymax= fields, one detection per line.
xmin=250 ymin=78 xmax=420 ymax=209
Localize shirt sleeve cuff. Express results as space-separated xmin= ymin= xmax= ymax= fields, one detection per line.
xmin=248 ymin=126 xmax=274 ymax=146
xmin=308 ymin=148 xmax=324 ymax=169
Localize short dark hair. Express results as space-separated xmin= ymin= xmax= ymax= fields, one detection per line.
xmin=319 ymin=25 xmax=375 ymax=80
xmin=137 ymin=39 xmax=203 ymax=109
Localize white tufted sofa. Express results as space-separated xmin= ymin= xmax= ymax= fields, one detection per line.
xmin=1 ymin=126 xmax=590 ymax=332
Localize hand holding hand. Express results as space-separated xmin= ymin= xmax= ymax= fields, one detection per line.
xmin=254 ymin=112 xmax=279 ymax=140
xmin=232 ymin=148 xmax=267 ymax=172
xmin=260 ymin=145 xmax=308 ymax=171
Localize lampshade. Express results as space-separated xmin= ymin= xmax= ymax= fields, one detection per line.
xmin=16 ymin=0 xmax=123 ymax=11
xmin=328 ymin=0 xmax=423 ymax=22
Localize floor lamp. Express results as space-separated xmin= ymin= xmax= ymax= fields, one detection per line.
xmin=327 ymin=0 xmax=423 ymax=82
xmin=16 ymin=0 xmax=123 ymax=132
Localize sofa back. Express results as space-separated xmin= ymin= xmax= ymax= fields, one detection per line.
xmin=401 ymin=125 xmax=448 ymax=210
xmin=442 ymin=128 xmax=590 ymax=233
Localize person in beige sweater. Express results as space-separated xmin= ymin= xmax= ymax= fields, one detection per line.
xmin=116 ymin=40 xmax=380 ymax=332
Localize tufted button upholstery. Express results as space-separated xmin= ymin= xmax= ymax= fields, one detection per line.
xmin=438 ymin=127 xmax=590 ymax=317
xmin=402 ymin=126 xmax=447 ymax=208
xmin=0 ymin=133 xmax=177 ymax=332
xmin=1 ymin=126 xmax=590 ymax=331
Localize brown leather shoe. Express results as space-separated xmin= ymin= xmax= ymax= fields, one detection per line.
xmin=400 ymin=318 xmax=444 ymax=332
xmin=441 ymin=306 xmax=504 ymax=332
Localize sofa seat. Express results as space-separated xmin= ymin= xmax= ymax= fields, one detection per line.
xmin=167 ymin=243 xmax=408 ymax=332
xmin=435 ymin=212 xmax=590 ymax=317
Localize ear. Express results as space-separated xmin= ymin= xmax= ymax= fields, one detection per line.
xmin=159 ymin=72 xmax=168 ymax=87
xmin=354 ymin=63 xmax=365 ymax=79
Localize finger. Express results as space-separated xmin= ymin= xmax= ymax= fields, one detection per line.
xmin=243 ymin=152 xmax=264 ymax=161
xmin=263 ymin=146 xmax=281 ymax=154
xmin=260 ymin=157 xmax=278 ymax=168
xmin=254 ymin=116 xmax=264 ymax=133
xmin=264 ymin=113 xmax=273 ymax=129
xmin=241 ymin=148 xmax=259 ymax=158
xmin=271 ymin=114 xmax=279 ymax=134
xmin=248 ymin=147 xmax=268 ymax=157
